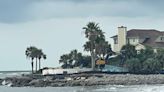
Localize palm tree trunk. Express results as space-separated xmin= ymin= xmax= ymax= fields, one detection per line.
xmin=91 ymin=51 xmax=95 ymax=71
xmin=91 ymin=41 xmax=96 ymax=71
xmin=39 ymin=59 xmax=41 ymax=70
xmin=31 ymin=61 xmax=33 ymax=74
xmin=36 ymin=58 xmax=37 ymax=72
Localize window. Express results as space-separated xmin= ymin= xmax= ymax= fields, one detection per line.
xmin=114 ymin=38 xmax=118 ymax=44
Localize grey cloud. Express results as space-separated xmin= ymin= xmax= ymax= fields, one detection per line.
xmin=0 ymin=0 xmax=34 ymax=23
xmin=0 ymin=0 xmax=164 ymax=23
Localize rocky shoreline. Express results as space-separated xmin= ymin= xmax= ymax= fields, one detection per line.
xmin=1 ymin=74 xmax=164 ymax=87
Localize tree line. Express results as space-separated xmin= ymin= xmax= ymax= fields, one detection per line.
xmin=59 ymin=22 xmax=113 ymax=70
xmin=121 ymin=44 xmax=164 ymax=73
xmin=25 ymin=22 xmax=164 ymax=74
xmin=59 ymin=50 xmax=91 ymax=68
xmin=25 ymin=22 xmax=113 ymax=73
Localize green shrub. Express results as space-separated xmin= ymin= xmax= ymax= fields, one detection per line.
xmin=125 ymin=58 xmax=142 ymax=73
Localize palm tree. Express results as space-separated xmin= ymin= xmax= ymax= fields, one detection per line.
xmin=70 ymin=50 xmax=83 ymax=67
xmin=25 ymin=46 xmax=37 ymax=74
xmin=59 ymin=49 xmax=84 ymax=68
xmin=83 ymin=22 xmax=105 ymax=70
xmin=33 ymin=48 xmax=47 ymax=72
xmin=59 ymin=54 xmax=72 ymax=68
xmin=121 ymin=44 xmax=137 ymax=62
xmin=37 ymin=49 xmax=42 ymax=71
xmin=155 ymin=49 xmax=164 ymax=69
xmin=142 ymin=58 xmax=161 ymax=73
xmin=32 ymin=48 xmax=39 ymax=72
xmin=43 ymin=54 xmax=47 ymax=65
xmin=38 ymin=49 xmax=47 ymax=70
xmin=25 ymin=46 xmax=47 ymax=73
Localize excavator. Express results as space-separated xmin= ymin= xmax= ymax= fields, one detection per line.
xmin=95 ymin=48 xmax=115 ymax=70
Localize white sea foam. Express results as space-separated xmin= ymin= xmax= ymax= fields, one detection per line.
xmin=7 ymin=83 xmax=12 ymax=87
xmin=0 ymin=71 xmax=29 ymax=78
xmin=110 ymin=87 xmax=117 ymax=90
xmin=140 ymin=85 xmax=164 ymax=92
xmin=0 ymin=85 xmax=164 ymax=92
xmin=6 ymin=73 xmax=18 ymax=76
xmin=2 ymin=80 xmax=12 ymax=87
xmin=2 ymin=80 xmax=6 ymax=85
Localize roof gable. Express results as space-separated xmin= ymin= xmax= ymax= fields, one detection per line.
xmin=127 ymin=29 xmax=162 ymax=38
xmin=127 ymin=29 xmax=164 ymax=48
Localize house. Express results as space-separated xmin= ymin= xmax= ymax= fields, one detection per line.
xmin=111 ymin=26 xmax=164 ymax=53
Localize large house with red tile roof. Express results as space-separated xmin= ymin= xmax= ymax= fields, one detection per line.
xmin=111 ymin=26 xmax=164 ymax=53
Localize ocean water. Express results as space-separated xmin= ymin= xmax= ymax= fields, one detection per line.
xmin=0 ymin=72 xmax=164 ymax=92
xmin=1 ymin=85 xmax=164 ymax=92
xmin=0 ymin=71 xmax=30 ymax=78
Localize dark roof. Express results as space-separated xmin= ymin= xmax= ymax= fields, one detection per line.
xmin=111 ymin=29 xmax=164 ymax=48
xmin=127 ymin=29 xmax=164 ymax=48
xmin=110 ymin=35 xmax=118 ymax=38
xmin=127 ymin=29 xmax=163 ymax=38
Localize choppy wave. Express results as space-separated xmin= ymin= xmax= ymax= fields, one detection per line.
xmin=6 ymin=73 xmax=19 ymax=76
xmin=73 ymin=85 xmax=164 ymax=92
xmin=0 ymin=73 xmax=3 ymax=74
xmin=0 ymin=84 xmax=164 ymax=92
xmin=0 ymin=71 xmax=30 ymax=79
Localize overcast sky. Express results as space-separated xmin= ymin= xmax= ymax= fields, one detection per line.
xmin=1 ymin=0 xmax=164 ymax=71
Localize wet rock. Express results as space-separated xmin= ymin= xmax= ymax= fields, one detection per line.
xmin=66 ymin=77 xmax=72 ymax=81
xmin=80 ymin=77 xmax=86 ymax=80
xmin=76 ymin=77 xmax=80 ymax=80
xmin=1 ymin=80 xmax=13 ymax=87
xmin=69 ymin=80 xmax=82 ymax=86
xmin=2 ymin=74 xmax=164 ymax=87
xmin=2 ymin=76 xmax=33 ymax=87
xmin=0 ymin=79 xmax=3 ymax=85
xmin=44 ymin=76 xmax=55 ymax=81
xmin=29 ymin=79 xmax=50 ymax=87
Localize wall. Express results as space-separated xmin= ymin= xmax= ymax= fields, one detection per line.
xmin=135 ymin=44 xmax=145 ymax=51
xmin=42 ymin=68 xmax=92 ymax=75
xmin=128 ymin=37 xmax=139 ymax=45
xmin=113 ymin=44 xmax=119 ymax=52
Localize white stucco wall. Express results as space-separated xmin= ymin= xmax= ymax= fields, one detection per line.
xmin=118 ymin=26 xmax=127 ymax=52
xmin=42 ymin=68 xmax=92 ymax=75
xmin=128 ymin=38 xmax=139 ymax=45
xmin=113 ymin=44 xmax=119 ymax=53
xmin=135 ymin=44 xmax=145 ymax=51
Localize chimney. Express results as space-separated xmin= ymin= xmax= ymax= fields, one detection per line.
xmin=118 ymin=26 xmax=127 ymax=51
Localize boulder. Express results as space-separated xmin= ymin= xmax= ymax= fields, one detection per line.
xmin=3 ymin=76 xmax=33 ymax=87
xmin=66 ymin=77 xmax=72 ymax=81
xmin=80 ymin=77 xmax=86 ymax=80
xmin=69 ymin=80 xmax=82 ymax=86
xmin=1 ymin=80 xmax=13 ymax=87
xmin=29 ymin=79 xmax=49 ymax=87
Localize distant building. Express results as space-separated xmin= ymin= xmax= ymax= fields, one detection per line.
xmin=42 ymin=68 xmax=92 ymax=75
xmin=111 ymin=26 xmax=164 ymax=53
